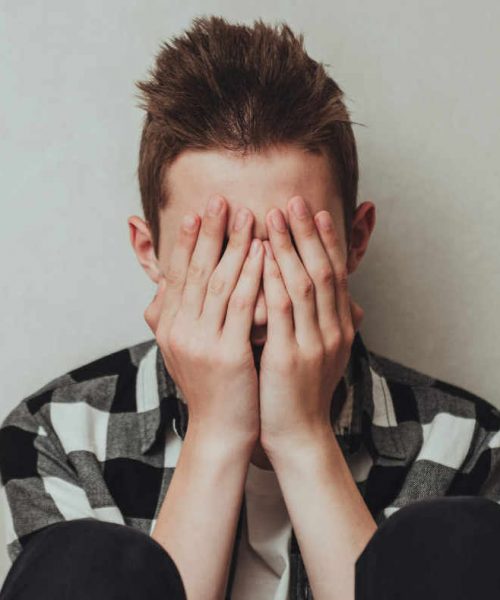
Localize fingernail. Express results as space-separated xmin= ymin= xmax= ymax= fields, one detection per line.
xmin=316 ymin=212 xmax=332 ymax=231
xmin=291 ymin=196 xmax=308 ymax=218
xmin=250 ymin=239 xmax=261 ymax=257
xmin=183 ymin=214 xmax=197 ymax=231
xmin=271 ymin=209 xmax=286 ymax=232
xmin=208 ymin=196 xmax=223 ymax=216
xmin=233 ymin=207 xmax=249 ymax=231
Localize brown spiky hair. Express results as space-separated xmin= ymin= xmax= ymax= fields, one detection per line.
xmin=135 ymin=15 xmax=360 ymax=257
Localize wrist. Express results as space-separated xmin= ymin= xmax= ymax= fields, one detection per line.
xmin=263 ymin=424 xmax=338 ymax=467
xmin=184 ymin=423 xmax=257 ymax=461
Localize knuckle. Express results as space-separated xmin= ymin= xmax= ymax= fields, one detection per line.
xmin=174 ymin=334 xmax=205 ymax=362
xmin=165 ymin=265 xmax=184 ymax=289
xmin=329 ymin=225 xmax=340 ymax=244
xmin=275 ymin=295 xmax=292 ymax=315
xmin=230 ymin=293 xmax=251 ymax=312
xmin=328 ymin=328 xmax=343 ymax=350
xmin=218 ymin=346 xmax=243 ymax=369
xmin=274 ymin=351 xmax=295 ymax=373
xmin=294 ymin=276 xmax=314 ymax=299
xmin=268 ymin=262 xmax=282 ymax=279
xmin=314 ymin=263 xmax=334 ymax=286
xmin=207 ymin=272 xmax=226 ymax=297
xmin=273 ymin=236 xmax=289 ymax=252
xmin=305 ymin=343 xmax=324 ymax=363
xmin=228 ymin=234 xmax=244 ymax=252
xmin=336 ymin=268 xmax=349 ymax=290
xmin=187 ymin=259 xmax=207 ymax=283
xmin=302 ymin=226 xmax=316 ymax=240
xmin=189 ymin=341 xmax=207 ymax=363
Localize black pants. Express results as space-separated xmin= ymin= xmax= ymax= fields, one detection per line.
xmin=2 ymin=496 xmax=500 ymax=599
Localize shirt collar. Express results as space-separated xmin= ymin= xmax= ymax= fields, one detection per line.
xmin=137 ymin=331 xmax=406 ymax=461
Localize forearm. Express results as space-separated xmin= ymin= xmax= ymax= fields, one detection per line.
xmin=267 ymin=429 xmax=377 ymax=600
xmin=151 ymin=426 xmax=255 ymax=600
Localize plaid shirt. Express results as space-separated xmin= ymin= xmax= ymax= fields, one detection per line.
xmin=1 ymin=331 xmax=500 ymax=599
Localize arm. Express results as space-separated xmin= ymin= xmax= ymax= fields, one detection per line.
xmin=151 ymin=428 xmax=254 ymax=600
xmin=140 ymin=196 xmax=264 ymax=599
xmin=267 ymin=429 xmax=377 ymax=600
xmin=257 ymin=197 xmax=377 ymax=599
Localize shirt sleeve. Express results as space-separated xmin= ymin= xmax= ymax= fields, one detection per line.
xmin=0 ymin=397 xmax=97 ymax=566
xmin=452 ymin=399 xmax=500 ymax=501
xmin=472 ymin=433 xmax=500 ymax=500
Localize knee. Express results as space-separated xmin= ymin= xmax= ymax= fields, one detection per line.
xmin=355 ymin=496 xmax=500 ymax=597
xmin=0 ymin=518 xmax=186 ymax=600
xmin=360 ymin=496 xmax=500 ymax=558
xmin=376 ymin=495 xmax=500 ymax=545
xmin=17 ymin=518 xmax=165 ymax=575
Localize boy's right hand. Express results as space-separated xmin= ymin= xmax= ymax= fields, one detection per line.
xmin=144 ymin=195 xmax=263 ymax=446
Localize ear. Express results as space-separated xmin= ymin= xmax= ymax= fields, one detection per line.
xmin=346 ymin=201 xmax=376 ymax=274
xmin=128 ymin=215 xmax=162 ymax=284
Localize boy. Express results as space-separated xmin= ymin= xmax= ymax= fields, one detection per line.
xmin=2 ymin=15 xmax=500 ymax=600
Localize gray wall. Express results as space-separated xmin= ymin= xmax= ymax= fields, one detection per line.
xmin=1 ymin=0 xmax=499 ymax=583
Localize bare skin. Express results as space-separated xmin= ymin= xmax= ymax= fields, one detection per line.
xmin=257 ymin=195 xmax=377 ymax=599
xmin=128 ymin=143 xmax=376 ymax=599
xmin=141 ymin=195 xmax=263 ymax=600
xmin=129 ymin=144 xmax=375 ymax=469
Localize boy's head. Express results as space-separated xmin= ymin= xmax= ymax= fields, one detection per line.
xmin=129 ymin=16 xmax=375 ymax=346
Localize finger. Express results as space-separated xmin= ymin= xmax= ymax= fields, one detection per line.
xmin=349 ymin=295 xmax=365 ymax=332
xmin=181 ymin=194 xmax=227 ymax=319
xmin=160 ymin=213 xmax=200 ymax=329
xmin=314 ymin=210 xmax=352 ymax=334
xmin=143 ymin=277 xmax=168 ymax=335
xmin=202 ymin=206 xmax=254 ymax=333
xmin=266 ymin=207 xmax=317 ymax=347
xmin=286 ymin=195 xmax=339 ymax=343
xmin=222 ymin=239 xmax=264 ymax=346
xmin=262 ymin=241 xmax=295 ymax=346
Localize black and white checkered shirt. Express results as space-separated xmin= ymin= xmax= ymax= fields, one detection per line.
xmin=1 ymin=331 xmax=499 ymax=600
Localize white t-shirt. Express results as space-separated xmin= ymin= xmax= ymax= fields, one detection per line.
xmin=231 ymin=461 xmax=292 ymax=600
xmin=163 ymin=423 xmax=292 ymax=599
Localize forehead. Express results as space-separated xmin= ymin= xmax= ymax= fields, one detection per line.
xmin=162 ymin=144 xmax=343 ymax=236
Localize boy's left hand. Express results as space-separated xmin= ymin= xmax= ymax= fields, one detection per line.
xmin=258 ymin=196 xmax=365 ymax=455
